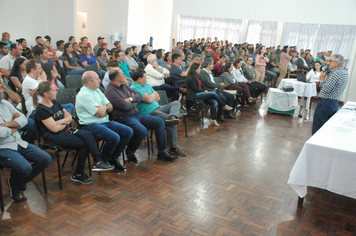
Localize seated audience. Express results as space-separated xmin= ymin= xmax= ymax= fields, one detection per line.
xmin=76 ymin=71 xmax=133 ymax=171
xmin=298 ymin=52 xmax=309 ymax=70
xmin=55 ymin=40 xmax=65 ymax=68
xmin=0 ymin=73 xmax=21 ymax=105
xmin=169 ymin=53 xmax=191 ymax=88
xmin=199 ymin=58 xmax=236 ymax=121
xmin=124 ymin=47 xmax=139 ymax=73
xmin=96 ymin=48 xmax=108 ymax=71
xmin=139 ymin=44 xmax=151 ymax=66
xmin=1 ymin=32 xmax=11 ymax=50
xmin=0 ymin=42 xmax=8 ymax=59
xmin=0 ymin=81 xmax=51 ymax=202
xmin=213 ymin=55 xmax=226 ymax=77
xmin=315 ymin=52 xmax=326 ymax=66
xmin=223 ymin=60 xmax=254 ymax=107
xmin=34 ymin=81 xmax=113 ymax=184
xmin=79 ymin=36 xmax=92 ymax=49
xmin=32 ymin=36 xmax=43 ymax=54
xmin=113 ymin=41 xmax=121 ymax=51
xmin=164 ymin=52 xmax=173 ymax=70
xmin=0 ymin=43 xmax=24 ymax=81
xmin=173 ymin=42 xmax=184 ymax=54
xmin=102 ymin=59 xmax=122 ymax=89
xmin=36 ymin=47 xmax=58 ymax=74
xmin=93 ymin=36 xmax=104 ymax=56
xmin=72 ymin=42 xmax=81 ymax=59
xmin=306 ymin=61 xmax=322 ymax=91
xmin=131 ymin=46 xmax=141 ymax=63
xmin=68 ymin=36 xmax=76 ymax=45
xmin=79 ymin=46 xmax=105 ymax=78
xmin=131 ymin=68 xmax=187 ymax=157
xmin=17 ymin=38 xmax=34 ymax=59
xmin=62 ymin=43 xmax=85 ymax=75
xmin=9 ymin=57 xmax=27 ymax=92
xmin=105 ymin=68 xmax=179 ymax=162
xmin=243 ymin=56 xmax=267 ymax=99
xmin=187 ymin=63 xmax=233 ymax=127
xmin=42 ymin=63 xmax=65 ymax=90
xmin=117 ymin=50 xmax=135 ymax=79
xmin=43 ymin=36 xmax=58 ymax=64
xmin=145 ymin=54 xmax=179 ymax=101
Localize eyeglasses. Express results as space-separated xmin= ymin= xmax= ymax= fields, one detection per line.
xmin=330 ymin=60 xmax=338 ymax=63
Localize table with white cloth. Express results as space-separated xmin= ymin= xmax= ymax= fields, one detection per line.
xmin=288 ymin=101 xmax=356 ymax=207
xmin=261 ymin=88 xmax=298 ymax=116
xmin=277 ymin=79 xmax=317 ymax=121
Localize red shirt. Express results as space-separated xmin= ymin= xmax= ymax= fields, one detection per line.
xmin=213 ymin=54 xmax=220 ymax=63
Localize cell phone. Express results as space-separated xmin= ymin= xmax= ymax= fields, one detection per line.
xmin=68 ymin=127 xmax=78 ymax=134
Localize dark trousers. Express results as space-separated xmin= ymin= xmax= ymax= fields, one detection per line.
xmin=227 ymin=83 xmax=251 ymax=106
xmin=196 ymin=92 xmax=227 ymax=120
xmin=247 ymin=82 xmax=266 ymax=98
xmin=312 ymin=99 xmax=338 ymax=135
xmin=0 ymin=144 xmax=52 ymax=186
xmin=152 ymin=84 xmax=180 ymax=101
xmin=116 ymin=113 xmax=167 ymax=154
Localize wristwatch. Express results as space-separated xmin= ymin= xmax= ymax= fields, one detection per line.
xmin=129 ymin=97 xmax=133 ymax=102
xmin=106 ymin=104 xmax=110 ymax=112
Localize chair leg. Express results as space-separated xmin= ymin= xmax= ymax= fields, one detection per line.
xmin=71 ymin=152 xmax=78 ymax=167
xmin=42 ymin=171 xmax=47 ymax=194
xmin=87 ymin=154 xmax=92 ymax=177
xmin=62 ymin=152 xmax=70 ymax=168
xmin=147 ymin=135 xmax=150 ymax=155
xmin=0 ymin=172 xmax=4 ymax=212
xmin=121 ymin=151 xmax=126 ymax=166
xmin=150 ymin=130 xmax=154 ymax=155
xmin=184 ymin=116 xmax=187 ymax=138
xmin=56 ymin=151 xmax=63 ymax=190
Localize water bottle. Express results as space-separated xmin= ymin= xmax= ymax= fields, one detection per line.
xmin=149 ymin=37 xmax=153 ymax=47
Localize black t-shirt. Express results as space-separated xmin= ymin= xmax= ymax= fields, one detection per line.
xmin=36 ymin=100 xmax=65 ymax=135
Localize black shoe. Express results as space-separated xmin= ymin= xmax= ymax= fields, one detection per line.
xmin=7 ymin=178 xmax=25 ymax=202
xmin=157 ymin=152 xmax=178 ymax=161
xmin=225 ymin=113 xmax=237 ymax=119
xmin=71 ymin=173 xmax=93 ymax=184
xmin=125 ymin=149 xmax=138 ymax=164
xmin=108 ymin=159 xmax=126 ymax=172
xmin=217 ymin=115 xmax=225 ymax=122
xmin=165 ymin=116 xmax=180 ymax=126
xmin=19 ymin=183 xmax=27 ymax=192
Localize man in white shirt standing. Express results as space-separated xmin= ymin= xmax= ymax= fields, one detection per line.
xmin=145 ymin=54 xmax=180 ymax=101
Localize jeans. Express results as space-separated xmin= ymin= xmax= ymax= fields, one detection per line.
xmin=196 ymin=92 xmax=226 ymax=120
xmin=216 ymin=90 xmax=234 ymax=116
xmin=265 ymin=70 xmax=278 ymax=84
xmin=0 ymin=144 xmax=52 ymax=186
xmin=67 ymin=69 xmax=85 ymax=76
xmin=312 ymin=99 xmax=338 ymax=135
xmin=46 ymin=129 xmax=101 ymax=174
xmin=153 ymin=84 xmax=180 ymax=101
xmin=21 ymin=118 xmax=35 ymax=143
xmin=82 ymin=122 xmax=133 ymax=161
xmin=117 ymin=113 xmax=167 ymax=154
xmin=150 ymin=101 xmax=180 ymax=148
xmin=62 ymin=103 xmax=75 ymax=115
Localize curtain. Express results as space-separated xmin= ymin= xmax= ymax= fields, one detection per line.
xmin=246 ymin=20 xmax=277 ymax=46
xmin=179 ymin=15 xmax=242 ymax=43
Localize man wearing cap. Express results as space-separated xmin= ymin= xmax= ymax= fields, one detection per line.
xmin=93 ymin=36 xmax=105 ymax=56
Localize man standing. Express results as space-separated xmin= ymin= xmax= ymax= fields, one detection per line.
xmin=0 ymin=78 xmax=51 ymax=202
xmin=0 ymin=43 xmax=23 ymax=81
xmin=105 ymin=68 xmax=178 ymax=162
xmin=93 ymin=36 xmax=105 ymax=56
xmin=200 ymin=58 xmax=236 ymax=121
xmin=312 ymin=54 xmax=348 ymax=135
xmin=145 ymin=54 xmax=179 ymax=101
xmin=76 ymin=71 xmax=133 ymax=171
xmin=131 ymin=68 xmax=187 ymax=157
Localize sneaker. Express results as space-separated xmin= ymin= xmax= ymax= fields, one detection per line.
xmin=157 ymin=152 xmax=178 ymax=161
xmin=108 ymin=159 xmax=126 ymax=171
xmin=71 ymin=173 xmax=93 ymax=184
xmin=125 ymin=149 xmax=138 ymax=164
xmin=168 ymin=147 xmax=187 ymax=156
xmin=92 ymin=161 xmax=114 ymax=172
xmin=165 ymin=116 xmax=180 ymax=126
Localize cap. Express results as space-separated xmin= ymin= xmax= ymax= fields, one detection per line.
xmin=100 ymin=42 xmax=107 ymax=47
xmin=97 ymin=36 xmax=105 ymax=40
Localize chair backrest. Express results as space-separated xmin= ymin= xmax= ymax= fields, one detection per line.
xmin=56 ymin=89 xmax=76 ymax=106
xmin=156 ymin=90 xmax=169 ymax=106
xmin=21 ymin=94 xmax=28 ymax=116
xmin=65 ymin=75 xmax=83 ymax=90
xmin=33 ymin=115 xmax=45 ymax=148
xmin=214 ymin=77 xmax=224 ymax=84
xmin=85 ymin=65 xmax=99 ymax=73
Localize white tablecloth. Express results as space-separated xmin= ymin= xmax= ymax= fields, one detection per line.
xmin=288 ymin=102 xmax=356 ymax=198
xmin=277 ymin=79 xmax=317 ymax=98
xmin=261 ymin=88 xmax=298 ymax=115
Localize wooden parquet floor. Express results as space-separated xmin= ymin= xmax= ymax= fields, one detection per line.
xmin=1 ymin=98 xmax=356 ymax=236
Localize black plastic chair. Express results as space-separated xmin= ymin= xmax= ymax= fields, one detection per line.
xmin=156 ymin=90 xmax=187 ymax=138
xmin=65 ymin=75 xmax=83 ymax=92
xmin=0 ymin=160 xmax=47 ymax=211
xmin=56 ymin=89 xmax=76 ymax=106
xmin=34 ymin=116 xmax=91 ymax=190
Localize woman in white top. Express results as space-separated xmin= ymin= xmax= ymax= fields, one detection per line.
xmin=124 ymin=47 xmax=139 ymax=73
xmin=306 ymin=61 xmax=322 ymax=91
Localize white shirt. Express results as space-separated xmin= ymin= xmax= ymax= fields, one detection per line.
xmin=231 ymin=66 xmax=247 ymax=83
xmin=203 ymin=68 xmax=215 ymax=83
xmin=306 ymin=70 xmax=321 ymax=83
xmin=145 ymin=63 xmax=169 ymax=87
xmin=56 ymin=50 xmax=64 ymax=68
xmin=22 ymin=75 xmax=43 ymax=117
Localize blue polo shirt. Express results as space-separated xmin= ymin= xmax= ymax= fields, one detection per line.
xmin=130 ymin=82 xmax=158 ymax=115
xmin=119 ymin=61 xmax=131 ymax=78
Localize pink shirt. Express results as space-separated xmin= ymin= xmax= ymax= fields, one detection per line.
xmin=255 ymin=54 xmax=266 ymax=72
xmin=279 ymin=52 xmax=291 ymax=67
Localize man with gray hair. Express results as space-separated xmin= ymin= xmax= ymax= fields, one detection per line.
xmin=76 ymin=71 xmax=133 ymax=171
xmin=312 ymin=54 xmax=348 ymax=135
xmin=145 ymin=54 xmax=180 ymax=101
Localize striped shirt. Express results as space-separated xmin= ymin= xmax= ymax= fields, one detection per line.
xmin=319 ymin=67 xmax=348 ymax=100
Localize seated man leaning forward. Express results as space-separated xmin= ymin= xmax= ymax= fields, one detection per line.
xmin=131 ymin=68 xmax=187 ymax=156
xmin=76 ymin=71 xmax=134 ymax=171
xmin=0 ymin=80 xmax=51 ymax=202
xmin=104 ymin=68 xmax=178 ymax=162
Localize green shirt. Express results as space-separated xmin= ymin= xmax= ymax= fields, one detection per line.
xmin=75 ymin=86 xmax=110 ymax=125
xmin=130 ymin=82 xmax=159 ymax=115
